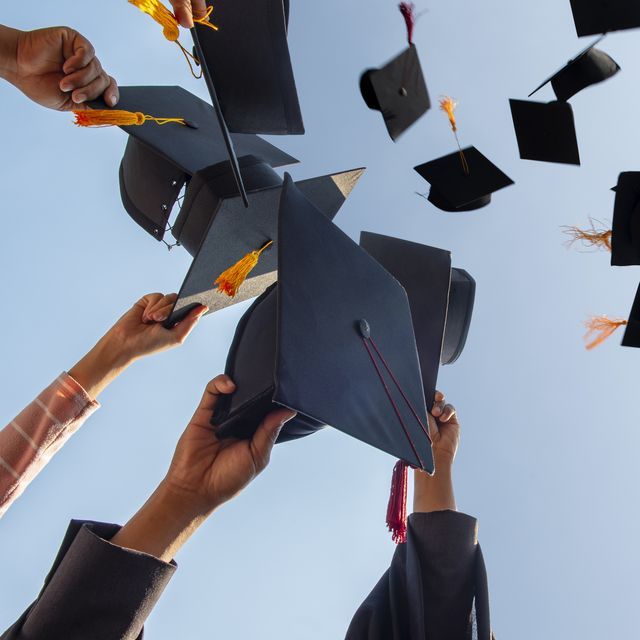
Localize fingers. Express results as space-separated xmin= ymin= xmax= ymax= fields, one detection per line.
xmin=431 ymin=391 xmax=446 ymax=418
xmin=195 ymin=375 xmax=236 ymax=416
xmin=169 ymin=305 xmax=208 ymax=343
xmin=171 ymin=0 xmax=195 ymax=27
xmin=142 ymin=293 xmax=178 ymax=323
xmin=191 ymin=0 xmax=209 ymax=20
xmin=250 ymin=408 xmax=297 ymax=471
xmin=60 ymin=32 xmax=118 ymax=106
xmin=440 ymin=403 xmax=457 ymax=423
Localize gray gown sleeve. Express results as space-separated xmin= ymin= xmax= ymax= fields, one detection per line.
xmin=345 ymin=510 xmax=492 ymax=640
xmin=1 ymin=520 xmax=177 ymax=640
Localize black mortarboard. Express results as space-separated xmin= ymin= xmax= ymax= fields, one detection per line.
xmin=192 ymin=0 xmax=303 ymax=135
xmin=569 ymin=0 xmax=640 ymax=37
xmin=528 ymin=38 xmax=620 ymax=102
xmin=414 ymin=146 xmax=514 ymax=211
xmin=622 ymin=283 xmax=640 ymax=348
xmin=441 ymin=268 xmax=476 ymax=365
xmin=611 ymin=172 xmax=640 ymax=266
xmin=212 ymin=175 xmax=434 ymax=472
xmin=92 ymin=86 xmax=297 ymax=241
xmin=359 ymin=232 xmax=450 ymax=402
xmin=164 ymin=164 xmax=365 ymax=321
xmin=509 ymin=99 xmax=581 ymax=165
xmin=360 ymin=44 xmax=431 ymax=141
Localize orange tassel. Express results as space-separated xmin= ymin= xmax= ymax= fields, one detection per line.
xmin=128 ymin=0 xmax=218 ymax=77
xmin=215 ymin=241 xmax=273 ymax=298
xmin=439 ymin=95 xmax=469 ymax=175
xmin=74 ymin=109 xmax=186 ymax=127
xmin=562 ymin=220 xmax=612 ymax=252
xmin=584 ymin=316 xmax=628 ymax=350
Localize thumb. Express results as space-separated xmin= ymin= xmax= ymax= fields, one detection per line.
xmin=250 ymin=408 xmax=297 ymax=471
xmin=427 ymin=413 xmax=439 ymax=443
xmin=170 ymin=305 xmax=208 ymax=343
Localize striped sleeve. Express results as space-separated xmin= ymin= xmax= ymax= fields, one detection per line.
xmin=0 ymin=373 xmax=100 ymax=518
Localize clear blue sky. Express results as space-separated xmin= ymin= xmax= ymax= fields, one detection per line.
xmin=1 ymin=1 xmax=639 ymax=638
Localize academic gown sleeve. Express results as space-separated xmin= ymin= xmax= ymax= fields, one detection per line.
xmin=345 ymin=510 xmax=493 ymax=640
xmin=1 ymin=520 xmax=177 ymax=640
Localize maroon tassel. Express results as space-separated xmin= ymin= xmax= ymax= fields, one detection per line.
xmin=399 ymin=2 xmax=416 ymax=44
xmin=386 ymin=460 xmax=409 ymax=544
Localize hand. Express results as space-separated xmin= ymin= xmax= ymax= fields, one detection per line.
xmin=428 ymin=390 xmax=460 ymax=465
xmin=6 ymin=26 xmax=118 ymax=111
xmin=68 ymin=293 xmax=207 ymax=399
xmin=103 ymin=293 xmax=207 ymax=366
xmin=168 ymin=0 xmax=209 ymax=28
xmin=163 ymin=375 xmax=296 ymax=515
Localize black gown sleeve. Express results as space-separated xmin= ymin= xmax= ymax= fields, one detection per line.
xmin=345 ymin=510 xmax=492 ymax=640
xmin=1 ymin=520 xmax=177 ymax=640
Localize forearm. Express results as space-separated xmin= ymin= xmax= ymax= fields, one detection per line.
xmin=110 ymin=480 xmax=215 ymax=563
xmin=413 ymin=457 xmax=456 ymax=513
xmin=0 ymin=25 xmax=20 ymax=83
xmin=68 ymin=334 xmax=134 ymax=400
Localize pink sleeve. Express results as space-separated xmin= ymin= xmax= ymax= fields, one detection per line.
xmin=0 ymin=373 xmax=100 ymax=518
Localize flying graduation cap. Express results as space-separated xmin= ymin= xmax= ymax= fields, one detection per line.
xmin=360 ymin=3 xmax=431 ymax=141
xmin=414 ymin=146 xmax=514 ymax=211
xmin=563 ymin=173 xmax=640 ymax=266
xmin=569 ymin=0 xmax=640 ymax=37
xmin=509 ymin=99 xmax=581 ymax=165
xmin=584 ymin=283 xmax=640 ymax=350
xmin=528 ymin=37 xmax=620 ymax=102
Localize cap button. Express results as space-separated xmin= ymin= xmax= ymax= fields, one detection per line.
xmin=357 ymin=319 xmax=371 ymax=339
xmin=399 ymin=87 xmax=408 ymax=97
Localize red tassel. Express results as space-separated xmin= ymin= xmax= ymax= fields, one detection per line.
xmin=386 ymin=460 xmax=409 ymax=544
xmin=399 ymin=2 xmax=416 ymax=44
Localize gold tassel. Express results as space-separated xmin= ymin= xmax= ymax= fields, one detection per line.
xmin=562 ymin=219 xmax=612 ymax=252
xmin=439 ymin=96 xmax=469 ymax=175
xmin=128 ymin=0 xmax=218 ymax=77
xmin=215 ymin=241 xmax=274 ymax=298
xmin=74 ymin=109 xmax=186 ymax=127
xmin=584 ymin=316 xmax=628 ymax=350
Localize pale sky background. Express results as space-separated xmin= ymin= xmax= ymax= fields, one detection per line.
xmin=1 ymin=1 xmax=639 ymax=638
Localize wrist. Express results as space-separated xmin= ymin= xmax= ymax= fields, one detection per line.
xmin=0 ymin=25 xmax=20 ymax=82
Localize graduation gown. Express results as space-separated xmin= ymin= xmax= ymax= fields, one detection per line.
xmin=1 ymin=520 xmax=176 ymax=640
xmin=346 ymin=510 xmax=493 ymax=640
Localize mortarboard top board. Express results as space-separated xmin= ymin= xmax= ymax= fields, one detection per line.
xmin=569 ymin=0 xmax=640 ymax=37
xmin=164 ymin=163 xmax=365 ymax=322
xmin=359 ymin=232 xmax=450 ymax=405
xmin=442 ymin=268 xmax=476 ymax=365
xmin=414 ymin=146 xmax=514 ymax=211
xmin=528 ymin=37 xmax=620 ymax=102
xmin=611 ymin=172 xmax=640 ymax=266
xmin=91 ymin=86 xmax=297 ymax=241
xmin=211 ymin=175 xmax=435 ymax=472
xmin=509 ymin=99 xmax=581 ymax=165
xmin=360 ymin=44 xmax=431 ymax=141
xmin=622 ymin=282 xmax=640 ymax=348
xmin=192 ymin=0 xmax=303 ymax=135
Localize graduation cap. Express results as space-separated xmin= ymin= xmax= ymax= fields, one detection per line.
xmin=212 ymin=175 xmax=434 ymax=477
xmin=509 ymin=99 xmax=581 ymax=165
xmin=442 ymin=268 xmax=476 ymax=365
xmin=192 ymin=0 xmax=304 ymax=135
xmin=569 ymin=0 xmax=640 ymax=37
xmin=528 ymin=37 xmax=620 ymax=102
xmin=360 ymin=4 xmax=430 ymax=141
xmin=414 ymin=146 xmax=514 ymax=211
xmin=584 ymin=283 xmax=640 ymax=349
xmin=90 ymin=86 xmax=297 ymax=241
xmin=611 ymin=172 xmax=640 ymax=266
xmin=164 ymin=163 xmax=365 ymax=320
xmin=359 ymin=232 xmax=451 ymax=405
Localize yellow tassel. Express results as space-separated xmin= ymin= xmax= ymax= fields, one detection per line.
xmin=215 ymin=241 xmax=274 ymax=298
xmin=562 ymin=220 xmax=612 ymax=252
xmin=584 ymin=316 xmax=628 ymax=350
xmin=74 ymin=109 xmax=186 ymax=127
xmin=128 ymin=0 xmax=218 ymax=77
xmin=439 ymin=95 xmax=469 ymax=175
